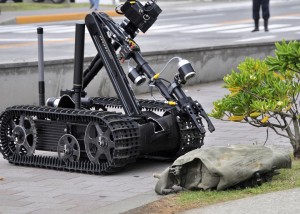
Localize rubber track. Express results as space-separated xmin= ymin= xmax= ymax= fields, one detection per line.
xmin=0 ymin=99 xmax=205 ymax=173
xmin=0 ymin=105 xmax=140 ymax=174
xmin=176 ymin=117 xmax=205 ymax=155
xmin=92 ymin=97 xmax=205 ymax=154
xmin=92 ymin=97 xmax=172 ymax=112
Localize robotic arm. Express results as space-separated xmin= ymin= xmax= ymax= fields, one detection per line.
xmin=85 ymin=0 xmax=215 ymax=134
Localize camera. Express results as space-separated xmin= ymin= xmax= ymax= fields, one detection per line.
xmin=120 ymin=0 xmax=162 ymax=33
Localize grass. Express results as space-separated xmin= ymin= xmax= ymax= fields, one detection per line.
xmin=177 ymin=159 xmax=300 ymax=210
xmin=0 ymin=2 xmax=112 ymax=12
xmin=128 ymin=159 xmax=300 ymax=214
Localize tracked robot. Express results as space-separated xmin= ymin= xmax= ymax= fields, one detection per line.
xmin=0 ymin=0 xmax=214 ymax=174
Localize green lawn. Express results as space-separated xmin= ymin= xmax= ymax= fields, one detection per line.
xmin=130 ymin=159 xmax=300 ymax=214
xmin=178 ymin=159 xmax=300 ymax=210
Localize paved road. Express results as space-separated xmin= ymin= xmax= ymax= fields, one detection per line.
xmin=0 ymin=0 xmax=300 ymax=63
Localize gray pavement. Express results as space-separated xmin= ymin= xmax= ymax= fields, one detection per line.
xmin=0 ymin=81 xmax=296 ymax=214
xmin=0 ymin=1 xmax=299 ymax=214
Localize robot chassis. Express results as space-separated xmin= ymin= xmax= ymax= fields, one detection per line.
xmin=0 ymin=0 xmax=215 ymax=174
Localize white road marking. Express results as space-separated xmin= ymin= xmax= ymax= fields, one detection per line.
xmin=273 ymin=16 xmax=300 ymax=20
xmin=0 ymin=26 xmax=35 ymax=33
xmin=0 ymin=25 xmax=65 ymax=33
xmin=0 ymin=22 xmax=299 ymax=37
xmin=184 ymin=24 xmax=252 ymax=33
xmin=219 ymin=24 xmax=291 ymax=33
xmin=15 ymin=25 xmax=70 ymax=33
xmin=159 ymin=13 xmax=225 ymax=22
xmin=150 ymin=24 xmax=182 ymax=30
xmin=0 ymin=38 xmax=71 ymax=42
xmin=46 ymin=26 xmax=79 ymax=33
xmin=149 ymin=24 xmax=219 ymax=34
xmin=236 ymin=35 xmax=276 ymax=42
xmin=269 ymin=26 xmax=300 ymax=33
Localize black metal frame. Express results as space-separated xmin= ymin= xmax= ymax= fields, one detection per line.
xmin=82 ymin=11 xmax=215 ymax=134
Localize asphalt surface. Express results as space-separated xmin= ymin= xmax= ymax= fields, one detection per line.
xmin=1 ymin=0 xmax=300 ymax=63
xmin=0 ymin=1 xmax=300 ymax=214
xmin=0 ymin=5 xmax=119 ymax=25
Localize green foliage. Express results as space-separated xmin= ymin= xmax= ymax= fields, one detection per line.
xmin=210 ymin=41 xmax=300 ymax=126
xmin=266 ymin=40 xmax=300 ymax=74
xmin=210 ymin=40 xmax=300 ymax=158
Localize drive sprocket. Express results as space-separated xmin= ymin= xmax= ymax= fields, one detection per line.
xmin=58 ymin=134 xmax=80 ymax=162
xmin=84 ymin=121 xmax=115 ymax=164
xmin=0 ymin=111 xmax=37 ymax=159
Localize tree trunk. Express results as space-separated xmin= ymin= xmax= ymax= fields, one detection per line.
xmin=289 ymin=138 xmax=300 ymax=159
xmin=293 ymin=142 xmax=300 ymax=160
xmin=289 ymin=118 xmax=300 ymax=160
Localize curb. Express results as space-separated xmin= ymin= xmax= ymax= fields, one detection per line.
xmin=0 ymin=18 xmax=16 ymax=25
xmin=14 ymin=10 xmax=120 ymax=24
xmin=0 ymin=42 xmax=277 ymax=110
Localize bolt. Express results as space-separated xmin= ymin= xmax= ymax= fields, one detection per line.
xmin=13 ymin=131 xmax=21 ymax=138
xmin=99 ymin=137 xmax=107 ymax=147
xmin=64 ymin=145 xmax=70 ymax=155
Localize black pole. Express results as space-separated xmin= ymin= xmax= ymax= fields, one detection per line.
xmin=82 ymin=53 xmax=101 ymax=90
xmin=73 ymin=23 xmax=85 ymax=109
xmin=82 ymin=42 xmax=120 ymax=90
xmin=37 ymin=27 xmax=45 ymax=106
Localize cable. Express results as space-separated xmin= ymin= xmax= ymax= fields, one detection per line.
xmin=127 ymin=58 xmax=133 ymax=71
xmin=158 ymin=78 xmax=171 ymax=84
xmin=159 ymin=57 xmax=181 ymax=75
xmin=149 ymin=83 xmax=157 ymax=101
xmin=148 ymin=57 xmax=182 ymax=100
xmin=150 ymin=57 xmax=182 ymax=82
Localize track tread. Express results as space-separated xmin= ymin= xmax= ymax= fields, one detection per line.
xmin=0 ymin=98 xmax=205 ymax=174
xmin=0 ymin=106 xmax=140 ymax=174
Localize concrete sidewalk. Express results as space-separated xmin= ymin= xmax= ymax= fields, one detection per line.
xmin=0 ymin=80 xmax=297 ymax=214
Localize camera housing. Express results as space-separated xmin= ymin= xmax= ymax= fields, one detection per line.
xmin=120 ymin=0 xmax=162 ymax=33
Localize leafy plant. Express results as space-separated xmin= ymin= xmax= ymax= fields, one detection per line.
xmin=210 ymin=40 xmax=300 ymax=159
